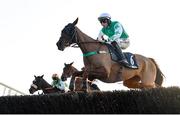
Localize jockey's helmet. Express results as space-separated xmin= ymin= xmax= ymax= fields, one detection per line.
xmin=98 ymin=13 xmax=111 ymax=21
xmin=52 ymin=73 xmax=59 ymax=80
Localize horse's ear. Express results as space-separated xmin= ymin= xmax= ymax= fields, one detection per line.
xmin=64 ymin=63 xmax=67 ymax=66
xmin=34 ymin=75 xmax=37 ymax=78
xmin=41 ymin=75 xmax=44 ymax=78
xmin=72 ymin=18 xmax=78 ymax=26
xmin=70 ymin=62 xmax=74 ymax=65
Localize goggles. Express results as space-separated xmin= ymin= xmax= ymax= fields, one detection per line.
xmin=99 ymin=18 xmax=108 ymax=23
xmin=52 ymin=77 xmax=58 ymax=80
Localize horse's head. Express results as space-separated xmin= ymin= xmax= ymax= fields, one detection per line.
xmin=61 ymin=62 xmax=75 ymax=81
xmin=29 ymin=75 xmax=45 ymax=94
xmin=56 ymin=18 xmax=79 ymax=51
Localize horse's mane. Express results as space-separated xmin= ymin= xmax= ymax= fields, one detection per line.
xmin=75 ymin=26 xmax=99 ymax=43
xmin=71 ymin=65 xmax=79 ymax=72
xmin=38 ymin=77 xmax=52 ymax=87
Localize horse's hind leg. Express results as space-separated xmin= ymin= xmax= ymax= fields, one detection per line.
xmin=124 ymin=78 xmax=156 ymax=89
xmin=140 ymin=58 xmax=157 ymax=88
xmin=140 ymin=83 xmax=156 ymax=89
xmin=123 ymin=76 xmax=142 ymax=88
xmin=141 ymin=72 xmax=156 ymax=88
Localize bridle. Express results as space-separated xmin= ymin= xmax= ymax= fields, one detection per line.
xmin=30 ymin=79 xmax=53 ymax=93
xmin=31 ymin=83 xmax=38 ymax=90
xmin=63 ymin=27 xmax=101 ymax=48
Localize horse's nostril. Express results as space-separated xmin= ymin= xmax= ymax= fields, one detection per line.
xmin=29 ymin=89 xmax=33 ymax=94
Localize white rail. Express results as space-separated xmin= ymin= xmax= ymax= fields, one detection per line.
xmin=0 ymin=82 xmax=26 ymax=96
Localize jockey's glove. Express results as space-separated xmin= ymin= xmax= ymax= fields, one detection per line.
xmin=105 ymin=41 xmax=111 ymax=44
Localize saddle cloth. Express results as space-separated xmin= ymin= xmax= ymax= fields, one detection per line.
xmin=105 ymin=43 xmax=138 ymax=69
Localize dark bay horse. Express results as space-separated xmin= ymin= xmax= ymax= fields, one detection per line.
xmin=61 ymin=62 xmax=100 ymax=91
xmin=56 ymin=18 xmax=164 ymax=90
xmin=29 ymin=75 xmax=64 ymax=94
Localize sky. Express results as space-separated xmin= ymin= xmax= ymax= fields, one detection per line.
xmin=0 ymin=0 xmax=180 ymax=94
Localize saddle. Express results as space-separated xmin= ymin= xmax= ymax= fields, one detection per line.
xmin=105 ymin=43 xmax=138 ymax=69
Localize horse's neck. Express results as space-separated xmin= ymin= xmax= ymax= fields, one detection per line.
xmin=76 ymin=27 xmax=99 ymax=53
xmin=76 ymin=27 xmax=95 ymax=42
xmin=40 ymin=80 xmax=52 ymax=94
xmin=41 ymin=79 xmax=52 ymax=89
xmin=72 ymin=66 xmax=79 ymax=74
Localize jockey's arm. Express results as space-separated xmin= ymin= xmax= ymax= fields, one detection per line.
xmin=109 ymin=22 xmax=123 ymax=42
xmin=58 ymin=80 xmax=65 ymax=90
xmin=97 ymin=31 xmax=107 ymax=42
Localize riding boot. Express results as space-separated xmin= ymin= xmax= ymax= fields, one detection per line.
xmin=111 ymin=41 xmax=129 ymax=66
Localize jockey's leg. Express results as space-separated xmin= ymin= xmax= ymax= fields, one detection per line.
xmin=111 ymin=41 xmax=129 ymax=66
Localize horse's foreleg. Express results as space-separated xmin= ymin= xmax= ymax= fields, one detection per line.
xmin=141 ymin=82 xmax=156 ymax=88
xmin=82 ymin=68 xmax=89 ymax=92
xmin=69 ymin=75 xmax=76 ymax=91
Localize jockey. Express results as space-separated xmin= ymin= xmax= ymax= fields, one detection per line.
xmin=51 ymin=73 xmax=67 ymax=92
xmin=97 ymin=13 xmax=130 ymax=67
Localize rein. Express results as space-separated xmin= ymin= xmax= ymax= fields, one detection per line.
xmin=70 ymin=29 xmax=101 ymax=48
xmin=45 ymin=87 xmax=54 ymax=90
xmin=70 ymin=41 xmax=101 ymax=48
xmin=70 ymin=28 xmax=109 ymax=57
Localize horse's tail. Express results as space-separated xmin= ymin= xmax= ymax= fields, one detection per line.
xmin=149 ymin=58 xmax=165 ymax=86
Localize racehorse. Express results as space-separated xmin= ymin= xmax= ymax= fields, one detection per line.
xmin=29 ymin=75 xmax=64 ymax=94
xmin=61 ymin=62 xmax=100 ymax=91
xmin=56 ymin=18 xmax=164 ymax=91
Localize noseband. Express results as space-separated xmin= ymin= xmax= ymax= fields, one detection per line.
xmin=31 ymin=84 xmax=38 ymax=89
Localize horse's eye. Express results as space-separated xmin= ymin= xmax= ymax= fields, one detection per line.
xmin=66 ymin=27 xmax=74 ymax=35
xmin=68 ymin=28 xmax=72 ymax=31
